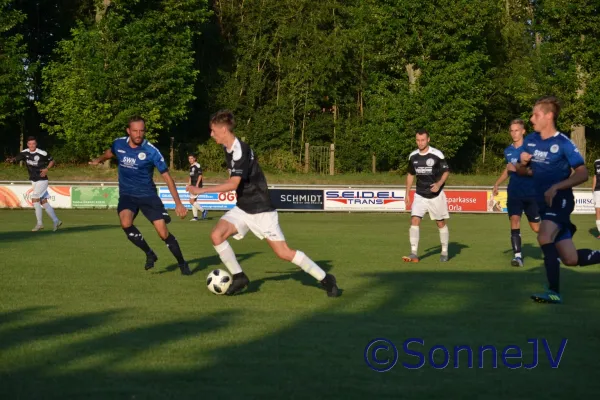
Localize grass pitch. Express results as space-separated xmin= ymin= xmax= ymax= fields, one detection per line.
xmin=1 ymin=210 xmax=599 ymax=399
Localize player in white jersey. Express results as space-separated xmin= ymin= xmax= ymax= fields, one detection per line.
xmin=6 ymin=136 xmax=62 ymax=231
xmin=403 ymin=130 xmax=450 ymax=262
xmin=187 ymin=154 xmax=207 ymax=221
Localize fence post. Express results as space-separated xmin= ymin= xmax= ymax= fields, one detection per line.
xmin=329 ymin=143 xmax=335 ymax=175
xmin=372 ymin=153 xmax=376 ymax=173
xmin=304 ymin=142 xmax=310 ymax=173
xmin=169 ymin=137 xmax=175 ymax=170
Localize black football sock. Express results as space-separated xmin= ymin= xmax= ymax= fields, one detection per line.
xmin=577 ymin=249 xmax=600 ymax=266
xmin=511 ymin=229 xmax=522 ymax=257
xmin=164 ymin=233 xmax=185 ymax=265
xmin=123 ymin=226 xmax=152 ymax=254
xmin=541 ymin=243 xmax=560 ymax=293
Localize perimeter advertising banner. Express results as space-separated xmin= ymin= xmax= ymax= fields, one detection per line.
xmin=71 ymin=186 xmax=119 ymax=208
xmin=0 ymin=185 xmax=71 ymax=208
xmin=269 ymin=189 xmax=324 ymax=210
xmin=158 ymin=187 xmax=237 ymax=210
xmin=574 ymin=191 xmax=594 ymax=214
xmin=324 ymin=188 xmax=406 ymax=211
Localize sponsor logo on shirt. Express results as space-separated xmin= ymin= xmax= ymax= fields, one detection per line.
xmin=415 ymin=167 xmax=433 ymax=174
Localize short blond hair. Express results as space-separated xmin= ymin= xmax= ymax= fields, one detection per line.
xmin=534 ymin=96 xmax=561 ymax=122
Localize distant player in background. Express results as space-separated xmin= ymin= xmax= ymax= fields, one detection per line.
xmin=6 ymin=136 xmax=62 ymax=231
xmin=187 ymin=154 xmax=208 ymax=221
xmin=403 ymin=130 xmax=450 ymax=263
xmin=492 ymin=119 xmax=540 ymax=267
xmin=89 ymin=116 xmax=191 ymax=275
xmin=592 ymin=158 xmax=600 ymax=237
xmin=516 ymin=96 xmax=600 ymax=304
xmin=187 ymin=110 xmax=339 ymax=297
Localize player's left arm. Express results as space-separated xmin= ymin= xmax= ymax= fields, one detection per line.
xmin=190 ymin=176 xmax=240 ymax=195
xmin=544 ymin=140 xmax=588 ymax=205
xmin=196 ymin=167 xmax=202 ymax=188
xmin=152 ymin=148 xmax=187 ymax=218
xmin=40 ymin=158 xmax=55 ymax=178
xmin=431 ymin=157 xmax=449 ymax=193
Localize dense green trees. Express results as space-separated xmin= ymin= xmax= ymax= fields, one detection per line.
xmin=0 ymin=0 xmax=598 ymax=172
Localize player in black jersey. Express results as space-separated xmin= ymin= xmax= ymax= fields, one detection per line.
xmin=403 ymin=130 xmax=450 ymax=263
xmin=593 ymin=159 xmax=600 ymax=238
xmin=187 ymin=110 xmax=339 ymax=297
xmin=6 ymin=136 xmax=63 ymax=231
xmin=187 ymin=154 xmax=207 ymax=221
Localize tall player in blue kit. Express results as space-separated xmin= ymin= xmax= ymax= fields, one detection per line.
xmin=516 ymin=97 xmax=600 ymax=303
xmin=492 ymin=119 xmax=540 ymax=267
xmin=90 ymin=116 xmax=192 ymax=275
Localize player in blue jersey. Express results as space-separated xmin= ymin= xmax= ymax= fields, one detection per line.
xmin=89 ymin=116 xmax=191 ymax=275
xmin=492 ymin=119 xmax=540 ymax=267
xmin=516 ymin=96 xmax=600 ymax=304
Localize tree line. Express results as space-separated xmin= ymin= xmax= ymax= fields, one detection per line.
xmin=1 ymin=0 xmax=599 ymax=173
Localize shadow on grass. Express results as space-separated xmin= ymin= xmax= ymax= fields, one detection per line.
xmin=157 ymin=252 xmax=262 ymax=275
xmin=502 ymin=243 xmax=543 ymax=262
xmin=419 ymin=241 xmax=469 ymax=261
xmin=1 ymin=268 xmax=600 ymax=398
xmin=0 ymin=224 xmax=115 ymax=244
xmin=242 ymin=259 xmax=339 ymax=296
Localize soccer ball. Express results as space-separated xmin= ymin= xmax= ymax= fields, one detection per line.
xmin=206 ymin=269 xmax=232 ymax=295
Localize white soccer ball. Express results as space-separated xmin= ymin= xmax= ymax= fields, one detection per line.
xmin=206 ymin=269 xmax=232 ymax=295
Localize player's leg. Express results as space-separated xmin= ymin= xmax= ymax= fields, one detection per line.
xmin=258 ymin=211 xmax=339 ymax=297
xmin=192 ymin=199 xmax=207 ymax=220
xmin=34 ymin=181 xmax=61 ymax=230
xmin=524 ymin=199 xmax=541 ymax=234
xmin=404 ymin=194 xmax=425 ymax=262
xmin=189 ymin=197 xmax=199 ymax=221
xmin=118 ymin=196 xmax=157 ymax=270
xmin=506 ymin=196 xmax=525 ymax=266
xmin=30 ymin=181 xmax=44 ymax=230
xmin=531 ymin=219 xmax=562 ymax=303
xmin=429 ymin=192 xmax=450 ymax=262
xmin=40 ymin=198 xmax=62 ymax=231
xmin=212 ymin=207 xmax=250 ymax=294
xmin=142 ymin=196 xmax=190 ymax=275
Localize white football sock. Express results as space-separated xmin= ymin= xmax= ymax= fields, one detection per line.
xmin=596 ymin=220 xmax=600 ymax=233
xmin=409 ymin=226 xmax=419 ymax=254
xmin=42 ymin=202 xmax=59 ymax=223
xmin=213 ymin=241 xmax=243 ymax=275
xmin=192 ymin=205 xmax=198 ymax=217
xmin=193 ymin=202 xmax=204 ymax=212
xmin=439 ymin=225 xmax=449 ymax=255
xmin=292 ymin=250 xmax=326 ymax=281
xmin=33 ymin=202 xmax=43 ymax=225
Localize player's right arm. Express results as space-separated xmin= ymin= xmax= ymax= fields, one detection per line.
xmin=5 ymin=151 xmax=25 ymax=163
xmin=493 ymin=166 xmax=509 ymax=196
xmin=405 ymin=155 xmax=416 ymax=209
xmin=89 ymin=148 xmax=115 ymax=165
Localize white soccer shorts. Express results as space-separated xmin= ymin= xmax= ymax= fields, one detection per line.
xmin=411 ymin=191 xmax=450 ymax=220
xmin=222 ymin=206 xmax=286 ymax=241
xmin=31 ymin=180 xmax=50 ymax=200
xmin=594 ymin=191 xmax=600 ymax=208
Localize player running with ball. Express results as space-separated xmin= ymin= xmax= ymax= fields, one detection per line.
xmin=187 ymin=110 xmax=340 ymax=297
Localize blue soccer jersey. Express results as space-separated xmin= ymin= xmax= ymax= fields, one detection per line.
xmin=523 ymin=132 xmax=585 ymax=198
xmin=111 ymin=137 xmax=168 ymax=197
xmin=504 ymin=143 xmax=537 ymax=199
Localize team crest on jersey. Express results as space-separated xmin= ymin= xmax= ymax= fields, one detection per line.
xmin=34 ymin=155 xmax=39 ymax=161
xmin=426 ymin=158 xmax=435 ymax=167
xmin=550 ymin=144 xmax=559 ymax=153
xmin=511 ymin=158 xmax=518 ymax=164
xmin=138 ymin=152 xmax=147 ymax=160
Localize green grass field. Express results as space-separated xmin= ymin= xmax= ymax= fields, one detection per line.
xmin=1 ymin=210 xmax=600 ymax=399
